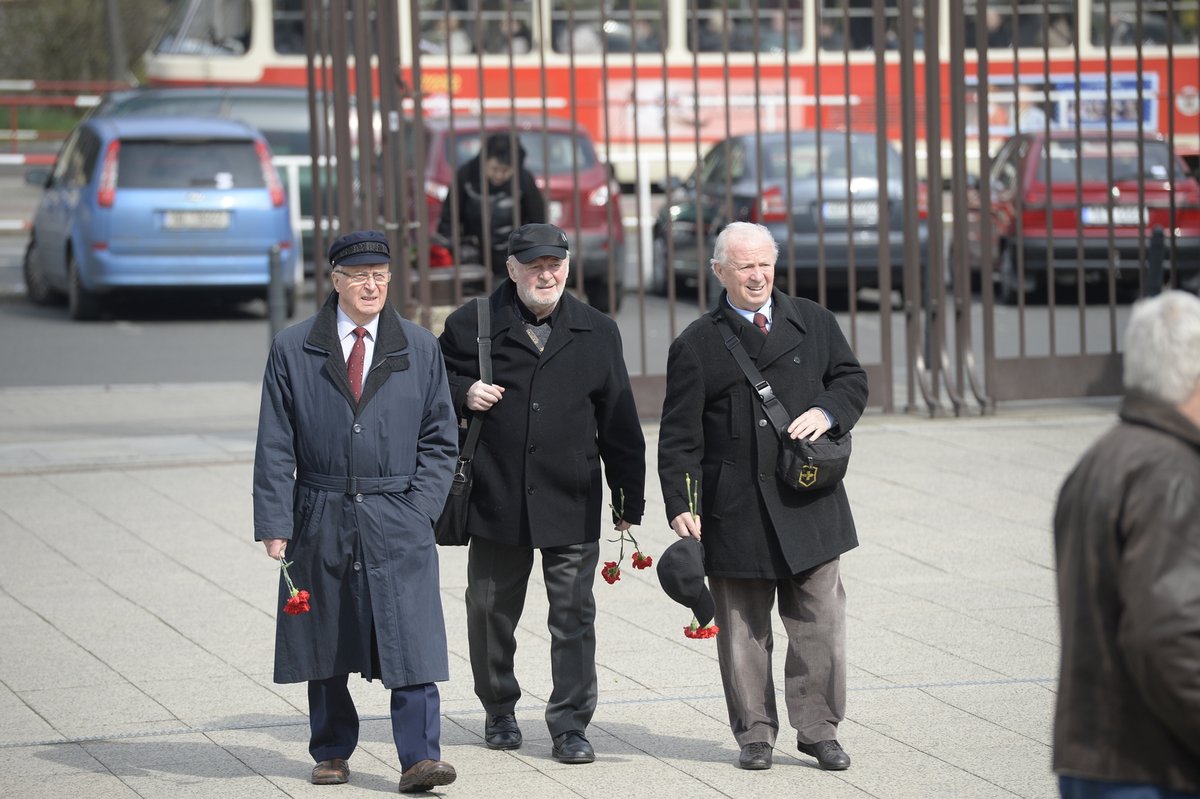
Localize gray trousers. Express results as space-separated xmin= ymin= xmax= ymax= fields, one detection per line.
xmin=709 ymin=556 xmax=846 ymax=747
xmin=465 ymin=536 xmax=599 ymax=737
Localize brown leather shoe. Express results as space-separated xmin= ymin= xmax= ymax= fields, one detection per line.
xmin=311 ymin=758 xmax=350 ymax=784
xmin=398 ymin=759 xmax=457 ymax=793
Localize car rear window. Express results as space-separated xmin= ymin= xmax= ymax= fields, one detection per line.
xmin=117 ymin=140 xmax=266 ymax=190
xmin=1041 ymin=140 xmax=1177 ymax=183
xmin=764 ymin=137 xmax=903 ymax=181
xmin=447 ymin=131 xmax=598 ymax=176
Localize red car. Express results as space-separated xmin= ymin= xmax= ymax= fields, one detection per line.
xmin=418 ymin=115 xmax=626 ymax=312
xmin=966 ymin=132 xmax=1200 ymax=302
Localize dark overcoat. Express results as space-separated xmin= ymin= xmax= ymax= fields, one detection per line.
xmin=438 ymin=281 xmax=646 ymax=547
xmin=658 ymin=289 xmax=869 ymax=579
xmin=253 ymin=292 xmax=458 ymax=688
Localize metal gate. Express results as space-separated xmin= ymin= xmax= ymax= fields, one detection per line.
xmin=301 ymin=0 xmax=1199 ymax=416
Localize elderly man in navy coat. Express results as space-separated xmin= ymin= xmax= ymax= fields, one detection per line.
xmin=658 ymin=222 xmax=868 ymax=773
xmin=439 ymin=223 xmax=646 ymax=765
xmin=253 ymin=230 xmax=459 ymax=793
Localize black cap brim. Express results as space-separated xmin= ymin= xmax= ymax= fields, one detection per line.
xmin=512 ymin=244 xmax=568 ymax=263
xmin=336 ymin=253 xmax=390 ymax=267
xmin=693 ymin=589 xmax=715 ymax=628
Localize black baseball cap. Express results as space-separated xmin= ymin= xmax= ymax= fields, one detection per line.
xmin=508 ymin=223 xmax=569 ymax=263
xmin=656 ymin=537 xmax=715 ymax=627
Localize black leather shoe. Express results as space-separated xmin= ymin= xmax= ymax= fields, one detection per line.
xmin=485 ymin=713 xmax=522 ymax=750
xmin=797 ymin=739 xmax=851 ymax=770
xmin=552 ymin=730 xmax=595 ymax=764
xmin=737 ymin=741 xmax=773 ymax=770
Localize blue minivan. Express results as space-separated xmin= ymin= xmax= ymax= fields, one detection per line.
xmin=23 ymin=116 xmax=296 ymax=320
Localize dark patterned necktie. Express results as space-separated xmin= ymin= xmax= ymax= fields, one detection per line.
xmin=753 ymin=312 xmax=769 ymax=335
xmin=348 ymin=326 xmax=367 ymax=401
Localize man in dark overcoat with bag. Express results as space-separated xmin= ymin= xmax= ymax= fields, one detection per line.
xmin=253 ymin=230 xmax=460 ymax=793
xmin=438 ymin=222 xmax=646 ymax=764
xmin=658 ymin=222 xmax=868 ymax=772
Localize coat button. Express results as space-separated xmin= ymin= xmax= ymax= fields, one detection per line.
xmin=528 ymin=444 xmax=536 ymax=453
xmin=353 ymin=423 xmax=362 ymax=433
xmin=759 ymin=473 xmax=766 ymax=481
xmin=758 ymin=419 xmax=768 ymax=427
xmin=793 ymin=356 xmax=801 ymax=364
xmin=527 ymin=486 xmax=535 ymax=494
xmin=355 ymin=493 xmax=364 ymax=503
xmin=353 ymin=561 xmax=361 ymax=571
xmin=532 ymin=402 xmax=541 ymax=412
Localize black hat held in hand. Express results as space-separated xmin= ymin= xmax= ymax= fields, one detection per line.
xmin=656 ymin=537 xmax=715 ymax=627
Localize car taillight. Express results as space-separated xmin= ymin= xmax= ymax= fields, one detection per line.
xmin=756 ymin=186 xmax=789 ymax=223
xmin=255 ymin=140 xmax=285 ymax=207
xmin=587 ymin=183 xmax=610 ymax=207
xmin=916 ymin=181 xmax=929 ymax=221
xmin=96 ymin=140 xmax=120 ymax=209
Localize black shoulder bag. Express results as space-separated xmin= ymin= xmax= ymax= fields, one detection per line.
xmin=435 ymin=299 xmax=491 ymax=545
xmin=717 ymin=317 xmax=851 ymax=492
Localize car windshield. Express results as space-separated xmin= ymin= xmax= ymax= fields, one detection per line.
xmin=763 ymin=136 xmax=901 ymax=181
xmin=117 ymin=140 xmax=265 ymax=189
xmin=447 ymin=130 xmax=598 ymax=176
xmin=1041 ymin=140 xmax=1178 ymax=183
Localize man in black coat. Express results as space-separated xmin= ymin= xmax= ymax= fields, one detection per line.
xmin=658 ymin=222 xmax=868 ymax=772
xmin=436 ymin=131 xmax=546 ymax=277
xmin=439 ymin=223 xmax=646 ymax=765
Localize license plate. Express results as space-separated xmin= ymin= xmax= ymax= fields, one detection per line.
xmin=164 ymin=210 xmax=230 ymax=230
xmin=1081 ymin=206 xmax=1145 ymax=226
xmin=548 ymin=201 xmax=563 ymax=225
xmin=823 ymin=201 xmax=878 ymax=225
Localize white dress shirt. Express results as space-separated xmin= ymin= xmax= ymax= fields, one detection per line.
xmin=336 ymin=307 xmax=380 ymax=372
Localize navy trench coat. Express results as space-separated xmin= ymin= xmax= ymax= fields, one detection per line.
xmin=253 ymin=292 xmax=458 ymax=689
xmin=658 ymin=289 xmax=869 ymax=579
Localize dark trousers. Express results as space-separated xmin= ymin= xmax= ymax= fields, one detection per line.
xmin=1059 ymin=776 xmax=1200 ymax=799
xmin=308 ymin=675 xmax=441 ymax=770
xmin=709 ymin=556 xmax=846 ymax=747
xmin=465 ymin=536 xmax=599 ymax=737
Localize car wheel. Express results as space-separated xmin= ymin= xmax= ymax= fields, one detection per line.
xmin=68 ymin=253 xmax=102 ymax=321
xmin=998 ymin=246 xmax=1021 ymax=306
xmin=23 ymin=238 xmax=62 ymax=306
xmin=704 ymin=266 xmax=723 ymax=308
xmin=285 ymin=286 xmax=297 ymax=319
xmin=585 ymin=277 xmax=621 ymax=314
xmin=650 ymin=235 xmax=669 ymax=295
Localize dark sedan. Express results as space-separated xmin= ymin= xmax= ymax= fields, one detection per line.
xmin=652 ymin=131 xmax=923 ymax=302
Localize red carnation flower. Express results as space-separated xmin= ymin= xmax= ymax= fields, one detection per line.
xmin=279 ymin=558 xmax=311 ymax=616
xmin=601 ymin=561 xmax=622 ymax=584
xmin=631 ymin=551 xmax=653 ymax=570
xmin=684 ymin=618 xmax=719 ymax=639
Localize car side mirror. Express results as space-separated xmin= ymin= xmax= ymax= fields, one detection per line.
xmin=658 ymin=174 xmax=684 ymax=195
xmin=25 ymin=168 xmax=51 ymax=189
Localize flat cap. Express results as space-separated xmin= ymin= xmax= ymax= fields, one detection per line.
xmin=329 ymin=230 xmax=391 ymax=268
xmin=508 ymin=223 xmax=569 ymax=263
xmin=656 ymin=537 xmax=715 ymax=628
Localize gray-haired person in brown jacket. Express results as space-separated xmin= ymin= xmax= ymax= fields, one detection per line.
xmin=1053 ymin=290 xmax=1200 ymax=799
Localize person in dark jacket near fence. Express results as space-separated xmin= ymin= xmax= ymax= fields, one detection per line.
xmin=657 ymin=222 xmax=868 ymax=772
xmin=1053 ymin=290 xmax=1200 ymax=799
xmin=438 ymin=222 xmax=646 ymax=765
xmin=253 ymin=230 xmax=460 ymax=793
xmin=437 ymin=131 xmax=546 ymax=277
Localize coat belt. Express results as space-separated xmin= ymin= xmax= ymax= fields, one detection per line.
xmin=297 ymin=472 xmax=413 ymax=495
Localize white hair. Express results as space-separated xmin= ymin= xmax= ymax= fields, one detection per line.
xmin=711 ymin=222 xmax=777 ymax=267
xmin=1123 ymin=290 xmax=1200 ymax=404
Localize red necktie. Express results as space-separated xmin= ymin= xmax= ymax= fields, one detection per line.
xmin=753 ymin=312 xmax=769 ymax=335
xmin=347 ymin=326 xmax=367 ymax=401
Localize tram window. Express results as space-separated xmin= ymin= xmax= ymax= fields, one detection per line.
xmin=551 ymin=0 xmax=663 ymax=54
xmin=964 ymin=1 xmax=1075 ymax=50
xmin=691 ymin=1 xmax=802 ymax=53
xmin=1090 ymin=0 xmax=1198 ymax=46
xmin=819 ymin=0 xmax=921 ymax=51
xmin=419 ymin=1 xmax=537 ymax=56
xmin=154 ymin=0 xmax=252 ymax=56
xmin=273 ymin=0 xmax=305 ymax=55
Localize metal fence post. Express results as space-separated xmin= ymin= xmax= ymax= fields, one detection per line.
xmin=268 ymin=245 xmax=285 ymax=341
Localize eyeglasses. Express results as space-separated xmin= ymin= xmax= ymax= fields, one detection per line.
xmin=334 ymin=269 xmax=392 ymax=285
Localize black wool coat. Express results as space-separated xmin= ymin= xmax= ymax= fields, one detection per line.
xmin=439 ymin=281 xmax=646 ymax=548
xmin=253 ymin=292 xmax=458 ymax=688
xmin=658 ymin=290 xmax=869 ymax=579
